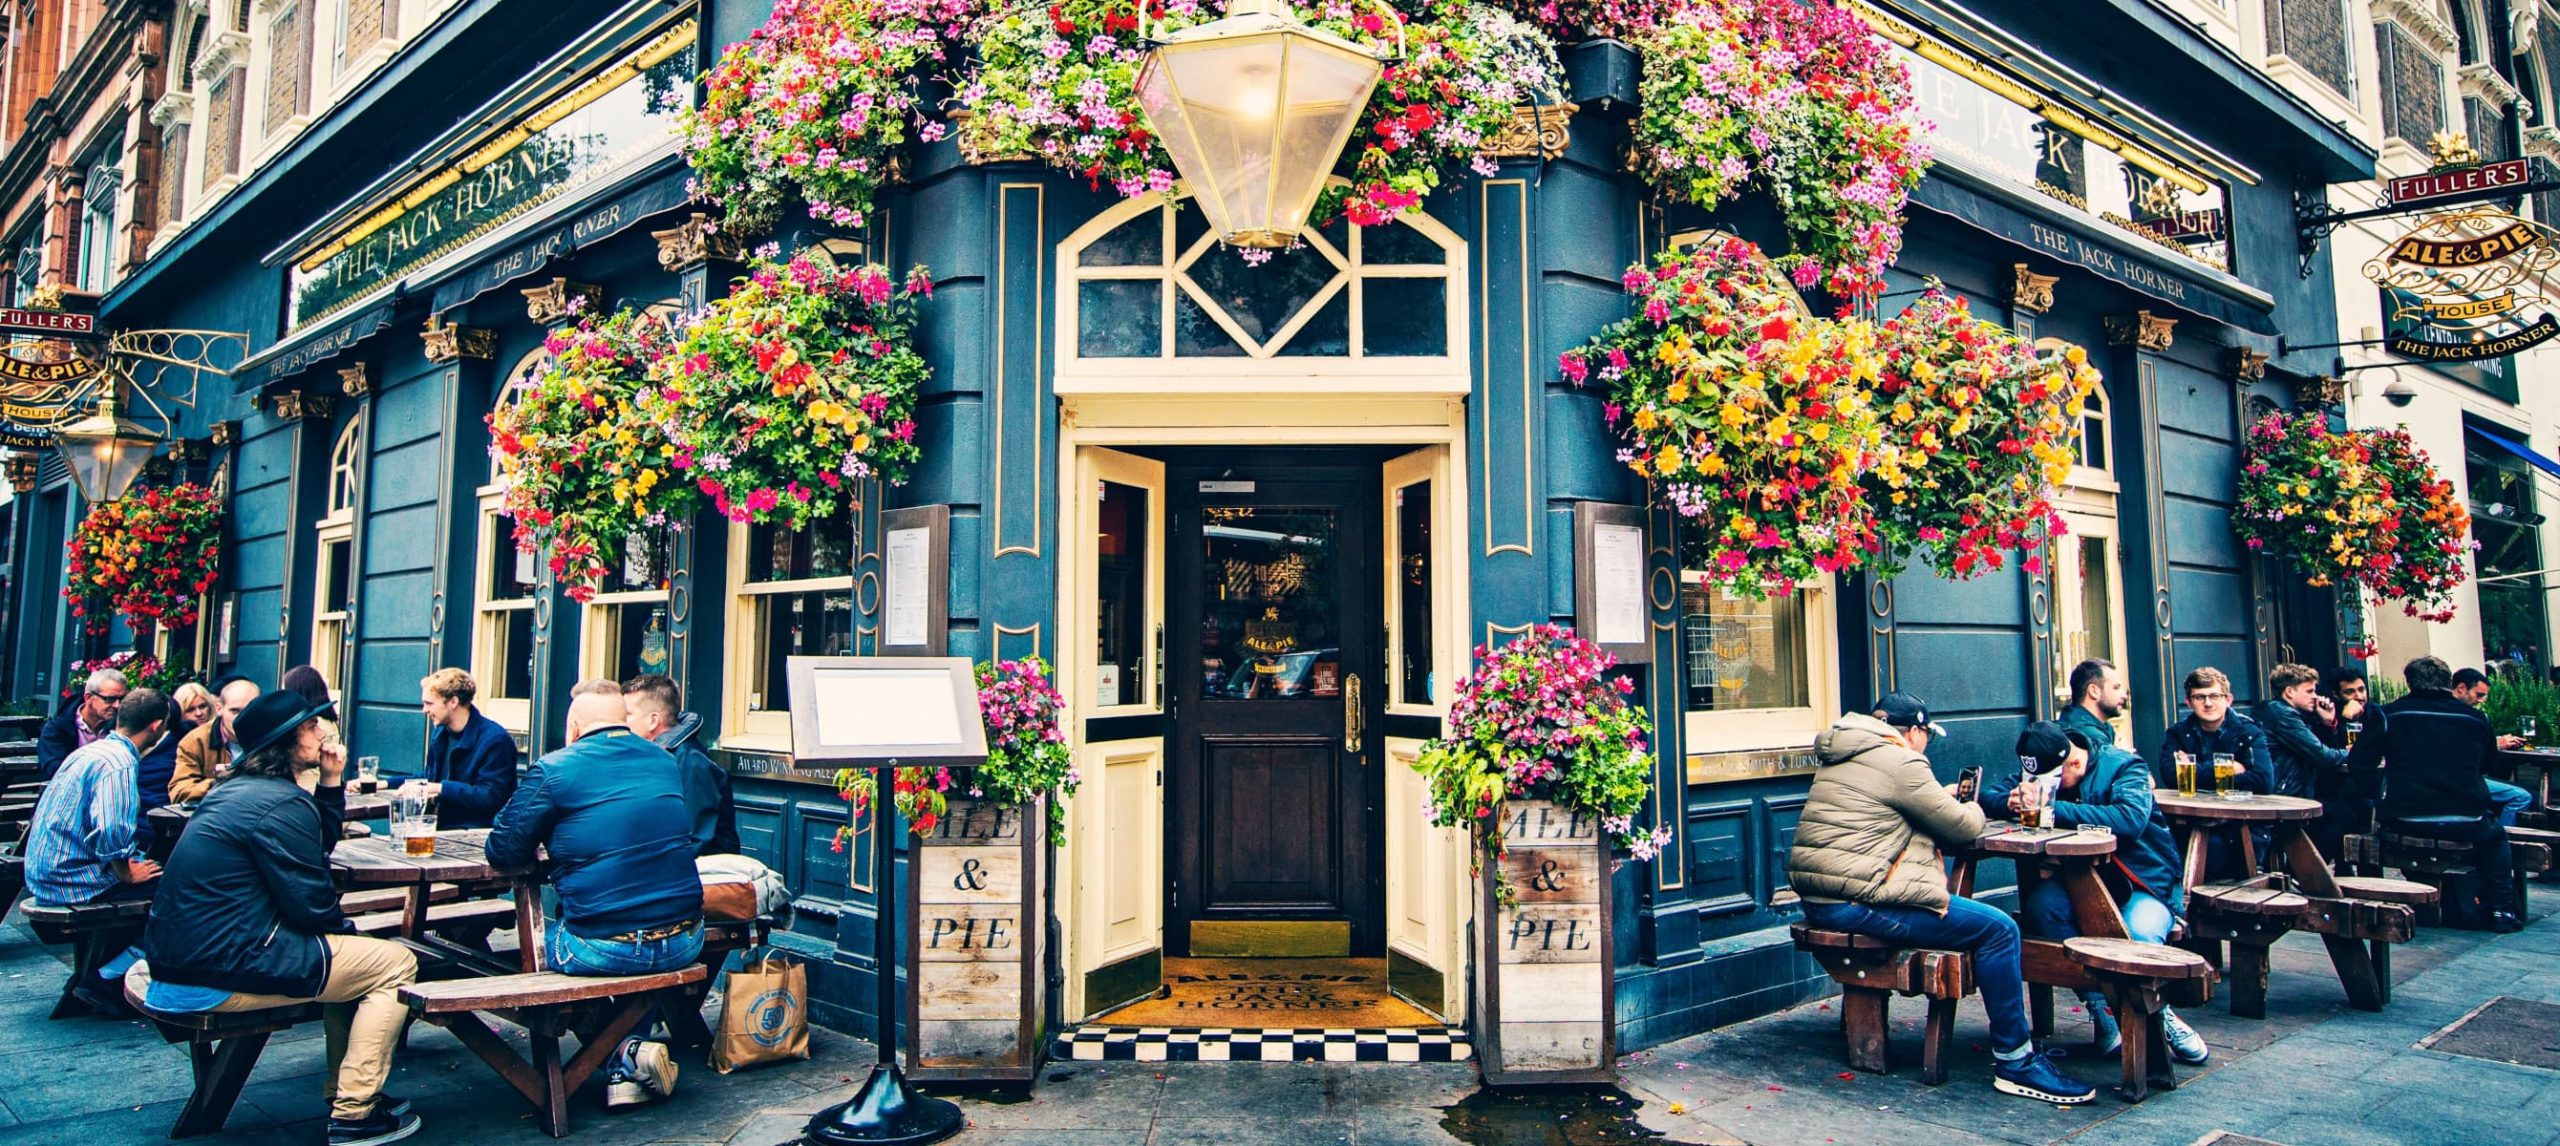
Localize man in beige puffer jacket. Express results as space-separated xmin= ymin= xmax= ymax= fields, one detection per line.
xmin=1787 ymin=693 xmax=2095 ymax=1106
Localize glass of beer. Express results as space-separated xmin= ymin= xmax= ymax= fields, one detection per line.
xmin=2522 ymin=715 xmax=2539 ymax=745
xmin=2019 ymin=777 xmax=2049 ymax=829
xmin=2174 ymin=751 xmax=2197 ymax=796
xmin=2344 ymin=721 xmax=2361 ymax=748
xmin=356 ymin=756 xmax=381 ymax=793
xmin=2212 ymin=752 xmax=2240 ymax=799
xmin=391 ymin=783 xmax=437 ymax=857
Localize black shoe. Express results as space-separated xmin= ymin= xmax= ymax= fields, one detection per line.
xmin=69 ymin=979 xmax=136 ymax=1019
xmin=326 ymin=1107 xmax=420 ymax=1146
xmin=2492 ymin=911 xmax=2525 ymax=934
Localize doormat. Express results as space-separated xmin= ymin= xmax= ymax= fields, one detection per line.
xmin=1093 ymin=957 xmax=1441 ymax=1028
xmin=2417 ymin=996 xmax=2560 ymax=1071
xmin=1052 ymin=1025 xmax=1472 ymax=1062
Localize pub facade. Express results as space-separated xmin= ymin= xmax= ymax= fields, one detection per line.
xmin=0 ymin=0 xmax=2375 ymax=1052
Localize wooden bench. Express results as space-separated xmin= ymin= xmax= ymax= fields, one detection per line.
xmin=21 ymin=897 xmax=151 ymax=1018
xmin=123 ymin=962 xmax=324 ymax=1138
xmin=2181 ymin=883 xmax=2311 ymax=1019
xmin=2350 ymin=817 xmax=2552 ymax=923
xmin=349 ymin=896 xmax=518 ymax=939
xmin=2330 ymin=876 xmax=2437 ymax=1004
xmin=2064 ymin=938 xmax=2216 ymax=1104
xmin=1791 ymin=924 xmax=1975 ymax=1084
xmin=400 ymin=964 xmax=711 ymax=1138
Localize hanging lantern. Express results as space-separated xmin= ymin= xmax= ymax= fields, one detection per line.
xmin=53 ymin=387 xmax=161 ymax=504
xmin=1134 ymin=0 xmax=1394 ymax=249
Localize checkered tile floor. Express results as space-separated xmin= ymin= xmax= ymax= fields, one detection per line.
xmin=1051 ymin=1025 xmax=1473 ymax=1062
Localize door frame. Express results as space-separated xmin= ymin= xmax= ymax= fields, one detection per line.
xmin=1052 ymin=396 xmax=1473 ymax=1022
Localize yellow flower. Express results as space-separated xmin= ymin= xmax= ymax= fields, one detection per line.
xmin=1634 ymin=408 xmax=1659 ymax=431
xmin=1719 ymin=404 xmax=1747 ymax=427
xmin=1656 ymin=444 xmax=1683 ymax=474
xmin=1698 ymin=453 xmax=1726 ymax=476
xmin=1666 ymin=379 xmax=1691 ymax=403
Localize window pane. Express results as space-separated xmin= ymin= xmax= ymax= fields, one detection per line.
xmin=748 ymin=590 xmax=854 ymax=712
xmin=488 ymin=514 xmax=535 ymax=600
xmin=1096 ymin=480 xmax=1150 ymax=707
xmin=1175 ymin=289 xmax=1247 ymax=357
xmin=1269 ymin=290 xmax=1348 ymax=357
xmin=1362 ymin=279 xmax=1447 ymax=357
xmin=1396 ymin=480 xmax=1433 ymax=705
xmin=1360 ymin=219 xmax=1441 ymax=265
xmin=1079 ymin=280 xmax=1162 ymax=358
xmin=493 ymin=608 xmax=535 ymax=700
xmin=323 ymin=540 xmax=352 ymax=612
xmin=1200 ymin=506 xmax=1338 ymax=701
xmin=746 ymin=516 xmax=854 ymax=583
xmin=2079 ymin=411 xmax=2107 ymax=470
xmin=1080 ymin=211 xmax=1163 ymax=267
xmin=1681 ymin=583 xmax=1809 ymax=712
xmin=596 ymin=601 xmax=672 ymax=682
xmin=1184 ymin=242 xmax=1339 ymax=346
xmin=609 ymin=528 xmax=672 ymax=593
xmin=2078 ymin=536 xmax=2114 ymax=664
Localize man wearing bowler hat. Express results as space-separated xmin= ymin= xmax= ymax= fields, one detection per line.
xmin=1982 ymin=721 xmax=2206 ymax=1066
xmin=1789 ymin=692 xmax=2095 ymax=1105
xmin=139 ymin=690 xmax=423 ymax=1146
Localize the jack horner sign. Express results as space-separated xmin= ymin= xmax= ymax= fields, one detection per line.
xmin=2365 ymin=206 xmax=2560 ymax=362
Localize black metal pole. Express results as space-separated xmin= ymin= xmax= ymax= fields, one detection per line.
xmin=802 ymin=772 xmax=965 ymax=1146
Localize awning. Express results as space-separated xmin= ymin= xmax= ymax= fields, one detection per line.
xmin=2471 ymin=423 xmax=2560 ymax=482
xmin=1909 ymin=162 xmax=2283 ymax=338
xmin=233 ymin=290 xmax=405 ymax=393
xmin=428 ymin=163 xmax=693 ymax=315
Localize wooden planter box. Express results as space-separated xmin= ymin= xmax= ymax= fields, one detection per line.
xmin=1476 ymin=798 xmax=1615 ymax=1084
xmin=905 ymin=795 xmax=1045 ymax=1081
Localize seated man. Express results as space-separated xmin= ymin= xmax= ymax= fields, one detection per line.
xmin=490 ymin=691 xmax=702 ymax=1107
xmin=2362 ymin=657 xmax=2521 ymax=932
xmin=169 ymin=677 xmax=259 ymax=805
xmin=2450 ymin=667 xmax=2538 ymax=827
xmin=418 ymin=668 xmax=518 ymax=831
xmin=1982 ymin=722 xmax=2206 ymax=1066
xmin=38 ymin=667 xmax=128 ymax=780
xmin=1788 ymin=692 xmax=2094 ymax=1105
xmin=2259 ymin=663 xmax=2349 ymax=802
xmin=25 ymin=688 xmax=172 ymax=1017
xmin=139 ymin=690 xmax=423 ymax=1146
xmin=621 ymin=674 xmax=739 ymax=857
xmin=2160 ymin=667 xmax=2274 ymax=877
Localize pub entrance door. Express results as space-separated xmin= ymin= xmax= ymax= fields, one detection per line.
xmin=1164 ymin=448 xmax=1386 ymax=958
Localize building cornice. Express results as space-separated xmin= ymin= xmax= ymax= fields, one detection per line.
xmin=149 ymin=91 xmax=192 ymax=130
xmin=2460 ymin=62 xmax=2525 ymax=110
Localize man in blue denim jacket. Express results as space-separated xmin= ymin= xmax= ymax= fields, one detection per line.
xmin=489 ymin=690 xmax=703 ymax=1107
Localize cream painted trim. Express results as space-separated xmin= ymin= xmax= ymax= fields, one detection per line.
xmin=720 ymin=521 xmax=854 ymax=745
xmin=1079 ymin=448 xmax=1167 ymax=718
xmin=1382 ymin=447 xmax=1452 ymax=715
xmin=578 ymin=588 xmax=670 ymax=683
xmin=1384 ymin=734 xmax=1469 ymax=1022
xmin=1679 ymin=572 xmax=1842 ymax=756
xmin=1062 ymin=736 xmax=1165 ymax=1021
xmin=2052 ymin=509 xmax=2132 ymax=745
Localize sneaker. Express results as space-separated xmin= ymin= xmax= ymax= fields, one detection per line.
xmin=68 ymin=980 xmax=136 ymax=1020
xmin=629 ymin=1038 xmax=679 ymax=1099
xmin=2161 ymin=1008 xmax=2209 ymax=1066
xmin=605 ymin=1039 xmax=648 ymax=1109
xmin=2492 ymin=911 xmax=2525 ymax=934
xmin=1992 ymin=1049 xmax=2097 ymax=1106
xmin=326 ymin=1107 xmax=421 ymax=1146
xmin=2082 ymin=994 xmax=2122 ymax=1056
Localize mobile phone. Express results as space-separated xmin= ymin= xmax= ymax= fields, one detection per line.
xmin=1955 ymin=765 xmax=1983 ymax=802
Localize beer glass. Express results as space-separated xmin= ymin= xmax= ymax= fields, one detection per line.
xmin=2212 ymin=752 xmax=2240 ymax=799
xmin=356 ymin=756 xmax=381 ymax=793
xmin=2344 ymin=721 xmax=2361 ymax=748
xmin=2019 ymin=776 xmax=2050 ymax=829
xmin=2522 ymin=715 xmax=2539 ymax=745
xmin=392 ymin=782 xmax=438 ymax=857
xmin=2174 ymin=751 xmax=2197 ymax=797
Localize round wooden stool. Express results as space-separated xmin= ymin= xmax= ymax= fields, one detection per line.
xmin=2064 ymin=937 xmax=2215 ymax=1104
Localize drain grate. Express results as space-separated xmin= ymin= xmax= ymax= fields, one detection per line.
xmin=2417 ymin=996 xmax=2560 ymax=1072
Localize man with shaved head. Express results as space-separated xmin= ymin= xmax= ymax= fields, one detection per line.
xmin=489 ymin=687 xmax=704 ymax=1106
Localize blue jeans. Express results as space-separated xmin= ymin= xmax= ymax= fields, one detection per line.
xmin=1801 ymin=896 xmax=2031 ymax=1054
xmin=2021 ymin=882 xmax=2173 ymax=944
xmin=548 ymin=922 xmax=704 ymax=976
xmin=2487 ymin=779 xmax=2534 ymax=828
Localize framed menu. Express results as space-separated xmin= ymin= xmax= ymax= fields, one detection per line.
xmin=881 ymin=504 xmax=950 ymax=656
xmin=1573 ymin=502 xmax=1653 ymax=665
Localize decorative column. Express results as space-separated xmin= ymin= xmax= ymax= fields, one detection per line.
xmin=422 ymin=316 xmax=494 ymax=675
xmin=2102 ymin=310 xmax=2179 ymax=745
xmin=519 ymin=283 xmax=600 ymax=757
xmin=651 ymin=214 xmax=744 ymax=728
xmin=2011 ymin=265 xmax=2060 ymax=718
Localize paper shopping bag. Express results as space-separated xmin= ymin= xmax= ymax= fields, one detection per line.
xmin=712 ymin=950 xmax=812 ymax=1073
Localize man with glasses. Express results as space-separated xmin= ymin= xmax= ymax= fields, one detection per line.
xmin=39 ymin=667 xmax=129 ymax=781
xmin=2161 ymin=667 xmax=2274 ymax=879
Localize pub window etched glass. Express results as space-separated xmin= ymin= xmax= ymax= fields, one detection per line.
xmin=741 ymin=515 xmax=856 ymax=712
xmin=1096 ymin=480 xmax=1150 ymax=708
xmin=1680 ymin=579 xmax=1810 ymax=713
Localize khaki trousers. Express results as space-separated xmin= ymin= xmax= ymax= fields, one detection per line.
xmin=211 ymin=934 xmax=418 ymax=1121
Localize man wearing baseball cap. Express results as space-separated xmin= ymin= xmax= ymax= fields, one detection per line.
xmin=1983 ymin=721 xmax=2206 ymax=1067
xmin=1788 ymin=692 xmax=2096 ymax=1105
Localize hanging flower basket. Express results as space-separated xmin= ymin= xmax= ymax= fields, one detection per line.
xmin=1626 ymin=0 xmax=1928 ymax=295
xmin=1869 ymin=290 xmax=2096 ymax=580
xmin=1414 ymin=624 xmax=1666 ymax=907
xmin=58 ymin=651 xmax=195 ymax=703
xmin=64 ymin=482 xmax=222 ymax=639
xmin=2236 ymin=411 xmax=2472 ymax=622
xmin=1560 ymin=236 xmax=1891 ymax=597
xmin=835 ymin=656 xmax=1082 ymax=844
xmin=681 ymin=0 xmax=976 ymax=234
xmin=488 ymin=306 xmax=694 ymax=602
xmin=663 ymin=253 xmax=931 ymax=529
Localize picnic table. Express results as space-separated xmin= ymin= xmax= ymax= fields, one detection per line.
xmin=2494 ymin=748 xmax=2557 ymax=820
xmin=1950 ymin=825 xmax=2140 ymax=1035
xmin=329 ymin=828 xmax=546 ymax=974
xmin=2155 ymin=792 xmax=2411 ymax=1018
xmin=144 ymin=791 xmax=384 ymax=861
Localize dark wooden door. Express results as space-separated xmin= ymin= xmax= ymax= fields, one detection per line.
xmin=1166 ymin=452 xmax=1383 ymax=956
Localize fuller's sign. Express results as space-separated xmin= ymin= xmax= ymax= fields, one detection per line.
xmin=2388 ymin=158 xmax=2538 ymax=208
xmin=2364 ymin=206 xmax=2560 ymax=362
xmin=0 ymin=308 xmax=95 ymax=337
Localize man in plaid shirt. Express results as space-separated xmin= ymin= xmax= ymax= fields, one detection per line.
xmin=25 ymin=688 xmax=173 ymax=1017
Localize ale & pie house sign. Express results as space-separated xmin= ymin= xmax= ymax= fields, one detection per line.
xmin=2363 ymin=205 xmax=2560 ymax=361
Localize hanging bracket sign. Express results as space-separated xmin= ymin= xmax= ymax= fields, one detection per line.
xmin=2362 ymin=206 xmax=2560 ymax=362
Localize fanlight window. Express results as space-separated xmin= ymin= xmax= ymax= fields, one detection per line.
xmin=326 ymin=414 xmax=362 ymax=519
xmin=1067 ymin=201 xmax=1461 ymax=362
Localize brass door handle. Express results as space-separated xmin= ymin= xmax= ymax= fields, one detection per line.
xmin=1344 ymin=672 xmax=1365 ymax=756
